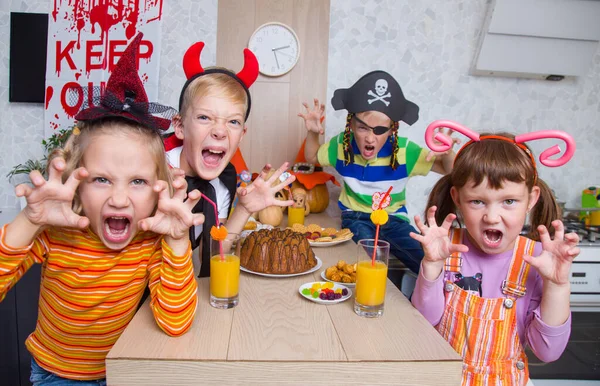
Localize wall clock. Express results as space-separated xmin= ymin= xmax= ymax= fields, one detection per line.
xmin=248 ymin=22 xmax=300 ymax=77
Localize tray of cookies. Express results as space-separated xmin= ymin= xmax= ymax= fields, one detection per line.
xmin=289 ymin=223 xmax=354 ymax=247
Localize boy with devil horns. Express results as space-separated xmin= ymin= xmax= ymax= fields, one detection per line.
xmin=164 ymin=42 xmax=295 ymax=277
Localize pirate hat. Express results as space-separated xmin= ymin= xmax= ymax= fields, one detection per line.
xmin=75 ymin=33 xmax=176 ymax=131
xmin=331 ymin=70 xmax=419 ymax=125
xmin=178 ymin=42 xmax=259 ymax=119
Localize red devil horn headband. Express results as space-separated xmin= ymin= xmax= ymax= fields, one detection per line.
xmin=182 ymin=41 xmax=206 ymax=79
xmin=182 ymin=42 xmax=258 ymax=87
xmin=424 ymin=120 xmax=576 ymax=167
xmin=179 ymin=42 xmax=259 ymax=118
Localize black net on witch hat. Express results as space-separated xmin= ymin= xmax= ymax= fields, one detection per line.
xmin=74 ymin=33 xmax=176 ymax=132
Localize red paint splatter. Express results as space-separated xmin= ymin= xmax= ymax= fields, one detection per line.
xmin=45 ymin=86 xmax=54 ymax=109
xmin=54 ymin=114 xmax=59 ymax=119
xmin=75 ymin=71 xmax=82 ymax=80
xmin=60 ymin=0 xmax=153 ymax=69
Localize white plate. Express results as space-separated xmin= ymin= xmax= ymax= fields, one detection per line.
xmin=298 ymin=281 xmax=352 ymax=304
xmin=320 ymin=270 xmax=356 ymax=287
xmin=241 ymin=256 xmax=322 ymax=278
xmin=240 ymin=223 xmax=274 ymax=239
xmin=309 ymin=237 xmax=353 ymax=247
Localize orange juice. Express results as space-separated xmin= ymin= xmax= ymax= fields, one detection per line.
xmin=287 ymin=206 xmax=305 ymax=227
xmin=355 ymin=260 xmax=388 ymax=306
xmin=210 ymin=254 xmax=240 ymax=299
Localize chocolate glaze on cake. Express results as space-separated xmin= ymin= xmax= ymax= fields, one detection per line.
xmin=240 ymin=229 xmax=317 ymax=274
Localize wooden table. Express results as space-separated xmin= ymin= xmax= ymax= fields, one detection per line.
xmin=106 ymin=213 xmax=461 ymax=385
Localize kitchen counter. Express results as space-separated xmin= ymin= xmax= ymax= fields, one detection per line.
xmin=106 ymin=213 xmax=462 ymax=385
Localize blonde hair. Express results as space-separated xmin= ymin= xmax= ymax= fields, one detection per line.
xmin=179 ymin=69 xmax=249 ymax=118
xmin=49 ymin=118 xmax=172 ymax=214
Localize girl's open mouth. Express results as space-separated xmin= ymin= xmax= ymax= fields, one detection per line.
xmin=103 ymin=216 xmax=131 ymax=243
xmin=202 ymin=148 xmax=225 ymax=167
xmin=483 ymin=229 xmax=503 ymax=248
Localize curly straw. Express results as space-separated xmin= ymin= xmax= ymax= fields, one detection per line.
xmin=372 ymin=186 xmax=393 ymax=266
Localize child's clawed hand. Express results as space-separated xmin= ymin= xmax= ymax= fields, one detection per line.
xmin=18 ymin=157 xmax=90 ymax=229
xmin=298 ymin=98 xmax=325 ymax=135
xmin=138 ymin=177 xmax=204 ymax=241
xmin=523 ymin=220 xmax=580 ymax=286
xmin=237 ymin=162 xmax=295 ymax=213
xmin=410 ymin=206 xmax=469 ymax=267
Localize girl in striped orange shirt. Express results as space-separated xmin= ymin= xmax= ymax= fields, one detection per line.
xmin=410 ymin=121 xmax=579 ymax=386
xmin=0 ymin=34 xmax=202 ymax=385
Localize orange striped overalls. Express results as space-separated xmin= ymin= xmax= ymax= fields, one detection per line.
xmin=436 ymin=229 xmax=535 ymax=386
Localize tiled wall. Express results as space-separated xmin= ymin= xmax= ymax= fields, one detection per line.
xmin=2 ymin=0 xmax=599 ymax=221
xmin=0 ymin=0 xmax=217 ymax=208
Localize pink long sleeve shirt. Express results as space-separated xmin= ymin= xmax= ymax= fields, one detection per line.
xmin=411 ymin=236 xmax=571 ymax=362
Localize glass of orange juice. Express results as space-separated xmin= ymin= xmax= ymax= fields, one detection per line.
xmin=354 ymin=239 xmax=390 ymax=318
xmin=287 ymin=206 xmax=305 ymax=227
xmin=209 ymin=233 xmax=240 ymax=309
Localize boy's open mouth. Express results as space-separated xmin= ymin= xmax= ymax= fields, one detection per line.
xmin=483 ymin=229 xmax=503 ymax=247
xmin=103 ymin=216 xmax=131 ymax=243
xmin=202 ymin=148 xmax=226 ymax=167
xmin=363 ymin=145 xmax=376 ymax=157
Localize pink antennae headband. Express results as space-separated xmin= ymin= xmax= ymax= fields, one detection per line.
xmin=424 ymin=120 xmax=576 ymax=167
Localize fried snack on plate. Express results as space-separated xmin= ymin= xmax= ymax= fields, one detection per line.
xmin=341 ymin=274 xmax=353 ymax=283
xmin=343 ymin=264 xmax=355 ymax=274
xmin=306 ymin=223 xmax=322 ymax=233
xmin=335 ymin=231 xmax=354 ymax=241
xmin=321 ymin=227 xmax=338 ymax=237
xmin=336 ymin=228 xmax=352 ymax=237
xmin=336 ymin=260 xmax=347 ymax=269
xmin=292 ymin=223 xmax=306 ymax=233
xmin=325 ymin=266 xmax=338 ymax=279
xmin=243 ymin=221 xmax=258 ymax=230
xmin=315 ymin=236 xmax=333 ymax=242
xmin=331 ymin=273 xmax=342 ymax=282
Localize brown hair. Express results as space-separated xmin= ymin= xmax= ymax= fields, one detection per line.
xmin=48 ymin=118 xmax=172 ymax=214
xmin=179 ymin=69 xmax=249 ymax=119
xmin=425 ymin=132 xmax=560 ymax=240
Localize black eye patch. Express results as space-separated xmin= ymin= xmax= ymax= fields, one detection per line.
xmin=353 ymin=115 xmax=391 ymax=135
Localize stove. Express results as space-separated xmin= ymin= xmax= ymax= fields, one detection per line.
xmin=563 ymin=217 xmax=600 ymax=312
xmin=525 ymin=215 xmax=600 ymax=381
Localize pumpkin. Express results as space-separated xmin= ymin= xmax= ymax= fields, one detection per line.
xmin=255 ymin=170 xmax=287 ymax=226
xmin=292 ymin=181 xmax=329 ymax=214
xmin=257 ymin=205 xmax=285 ymax=227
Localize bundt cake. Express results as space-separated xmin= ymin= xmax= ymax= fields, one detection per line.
xmin=240 ymin=228 xmax=317 ymax=274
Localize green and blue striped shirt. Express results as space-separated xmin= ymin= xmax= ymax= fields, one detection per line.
xmin=317 ymin=132 xmax=433 ymax=221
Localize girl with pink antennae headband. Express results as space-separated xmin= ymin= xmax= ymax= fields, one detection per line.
xmin=410 ymin=120 xmax=579 ymax=386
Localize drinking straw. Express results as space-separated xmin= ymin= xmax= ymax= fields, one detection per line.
xmin=372 ymin=186 xmax=393 ymax=266
xmin=200 ymin=192 xmax=225 ymax=260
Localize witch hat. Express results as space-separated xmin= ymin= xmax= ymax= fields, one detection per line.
xmin=75 ymin=33 xmax=175 ymax=131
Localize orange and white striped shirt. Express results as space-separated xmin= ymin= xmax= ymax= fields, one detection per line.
xmin=0 ymin=224 xmax=198 ymax=380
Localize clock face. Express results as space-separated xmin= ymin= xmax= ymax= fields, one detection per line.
xmin=248 ymin=22 xmax=300 ymax=77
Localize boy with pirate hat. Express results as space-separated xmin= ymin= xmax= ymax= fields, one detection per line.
xmin=299 ymin=70 xmax=458 ymax=274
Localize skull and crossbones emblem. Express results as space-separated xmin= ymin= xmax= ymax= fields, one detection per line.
xmin=367 ymin=79 xmax=391 ymax=106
